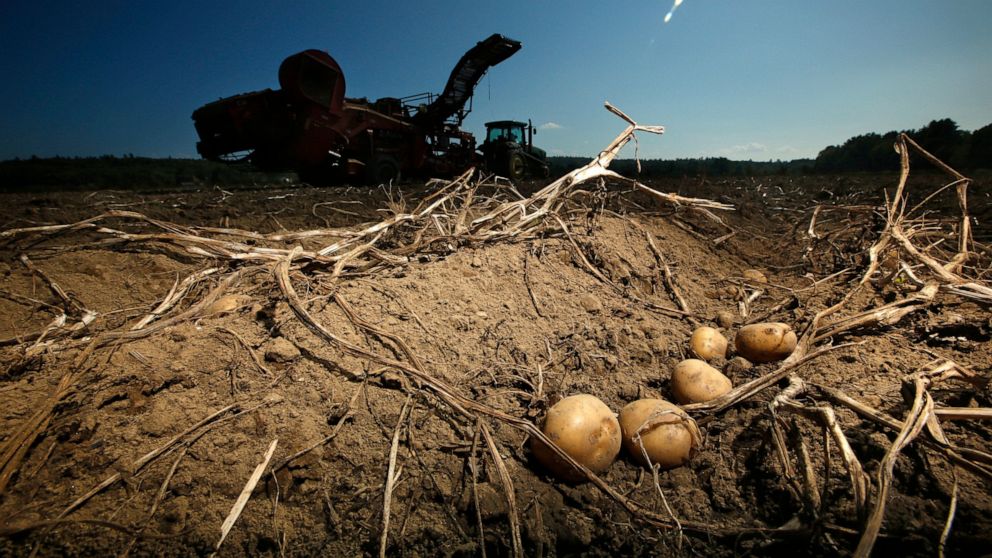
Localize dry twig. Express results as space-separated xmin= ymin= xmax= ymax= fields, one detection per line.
xmin=379 ymin=396 xmax=412 ymax=558
xmin=212 ymin=438 xmax=279 ymax=556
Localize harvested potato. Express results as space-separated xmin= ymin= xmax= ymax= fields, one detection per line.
xmin=670 ymin=359 xmax=733 ymax=404
xmin=531 ymin=394 xmax=621 ymax=481
xmin=735 ymin=322 xmax=797 ymax=363
xmin=742 ymin=269 xmax=768 ymax=283
xmin=715 ymin=310 xmax=736 ymax=329
xmin=619 ymin=399 xmax=701 ymax=469
xmin=203 ymin=294 xmax=253 ymax=317
xmin=689 ymin=326 xmax=728 ymax=362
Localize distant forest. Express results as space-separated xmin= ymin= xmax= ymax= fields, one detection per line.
xmin=551 ymin=118 xmax=992 ymax=177
xmin=813 ymin=118 xmax=991 ymax=173
xmin=548 ymin=156 xmax=812 ymax=178
xmin=1 ymin=118 xmax=989 ymax=190
xmin=0 ymin=156 xmax=290 ymax=191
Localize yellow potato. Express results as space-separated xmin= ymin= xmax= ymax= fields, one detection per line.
xmin=689 ymin=326 xmax=728 ymax=362
xmin=670 ymin=359 xmax=733 ymax=404
xmin=742 ymin=269 xmax=768 ymax=283
xmin=531 ymin=394 xmax=621 ymax=481
xmin=735 ymin=322 xmax=797 ymax=363
xmin=203 ymin=294 xmax=253 ymax=316
xmin=715 ymin=310 xmax=736 ymax=329
xmin=619 ymin=399 xmax=700 ymax=469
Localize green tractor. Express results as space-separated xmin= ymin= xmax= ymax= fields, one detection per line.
xmin=480 ymin=120 xmax=550 ymax=181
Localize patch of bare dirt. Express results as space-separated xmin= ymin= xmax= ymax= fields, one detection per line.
xmin=0 ymin=151 xmax=989 ymax=556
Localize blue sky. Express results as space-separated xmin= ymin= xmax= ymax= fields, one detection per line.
xmin=0 ymin=1 xmax=989 ymax=161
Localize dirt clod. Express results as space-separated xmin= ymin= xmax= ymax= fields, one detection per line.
xmin=263 ymin=336 xmax=301 ymax=363
xmin=724 ymin=356 xmax=753 ymax=378
xmin=577 ymin=293 xmax=604 ymax=313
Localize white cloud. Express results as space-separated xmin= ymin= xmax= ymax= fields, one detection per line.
xmin=715 ymin=142 xmax=768 ymax=157
xmin=538 ymin=122 xmax=563 ymax=131
xmin=775 ymin=145 xmax=801 ymax=155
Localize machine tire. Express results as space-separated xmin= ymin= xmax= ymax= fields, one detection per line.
xmin=298 ymin=164 xmax=335 ymax=186
xmin=368 ymin=155 xmax=402 ymax=185
xmin=506 ymin=152 xmax=526 ymax=182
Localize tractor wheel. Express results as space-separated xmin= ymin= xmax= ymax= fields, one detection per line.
xmin=368 ymin=155 xmax=401 ymax=185
xmin=506 ymin=152 xmax=526 ymax=182
xmin=298 ymin=164 xmax=335 ymax=186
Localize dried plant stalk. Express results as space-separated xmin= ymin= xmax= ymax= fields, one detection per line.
xmin=815 ymin=383 xmax=992 ymax=482
xmin=213 ymin=439 xmax=279 ymax=556
xmin=770 ymin=376 xmax=869 ymax=519
xmin=480 ymin=422 xmax=523 ymax=558
xmin=379 ymin=397 xmax=411 ymax=558
xmin=854 ymin=379 xmax=932 ymax=557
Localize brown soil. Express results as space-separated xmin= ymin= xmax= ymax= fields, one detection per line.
xmin=0 ymin=171 xmax=989 ymax=557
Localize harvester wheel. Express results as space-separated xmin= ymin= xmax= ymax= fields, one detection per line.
xmin=507 ymin=152 xmax=526 ymax=181
xmin=368 ymin=155 xmax=401 ymax=185
xmin=298 ymin=165 xmax=334 ymax=186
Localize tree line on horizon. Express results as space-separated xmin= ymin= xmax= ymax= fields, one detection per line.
xmin=813 ymin=118 xmax=991 ymax=173
xmin=550 ymin=118 xmax=991 ymax=177
xmin=1 ymin=118 xmax=988 ymax=190
xmin=548 ymin=156 xmax=812 ymax=178
xmin=0 ymin=155 xmax=290 ymax=191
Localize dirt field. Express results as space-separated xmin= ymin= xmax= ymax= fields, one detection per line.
xmin=0 ymin=159 xmax=989 ymax=556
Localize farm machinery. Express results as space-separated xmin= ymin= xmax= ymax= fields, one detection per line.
xmin=192 ymin=34 xmax=524 ymax=184
xmin=480 ymin=119 xmax=550 ymax=180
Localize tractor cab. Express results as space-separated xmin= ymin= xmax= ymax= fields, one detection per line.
xmin=485 ymin=121 xmax=528 ymax=145
xmin=480 ymin=120 xmax=549 ymax=180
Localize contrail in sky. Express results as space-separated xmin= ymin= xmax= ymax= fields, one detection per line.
xmin=664 ymin=0 xmax=684 ymax=23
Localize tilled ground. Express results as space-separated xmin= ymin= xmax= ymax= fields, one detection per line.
xmin=0 ymin=171 xmax=989 ymax=556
